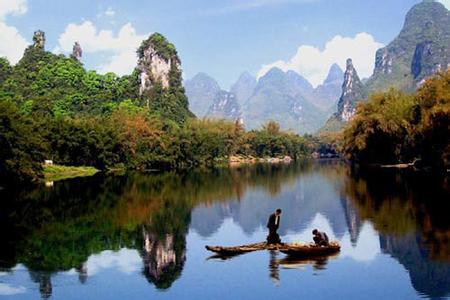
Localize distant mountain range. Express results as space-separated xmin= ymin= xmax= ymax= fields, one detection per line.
xmin=185 ymin=64 xmax=342 ymax=134
xmin=186 ymin=0 xmax=450 ymax=135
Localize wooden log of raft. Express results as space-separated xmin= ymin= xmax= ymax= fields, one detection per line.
xmin=205 ymin=242 xmax=284 ymax=255
xmin=205 ymin=241 xmax=340 ymax=257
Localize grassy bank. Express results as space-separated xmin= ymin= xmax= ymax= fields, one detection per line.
xmin=43 ymin=165 xmax=99 ymax=182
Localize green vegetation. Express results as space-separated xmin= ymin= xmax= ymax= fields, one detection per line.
xmin=137 ymin=33 xmax=178 ymax=62
xmin=1 ymin=45 xmax=138 ymax=117
xmin=43 ymin=164 xmax=99 ymax=181
xmin=137 ymin=33 xmax=192 ymax=124
xmin=0 ymin=100 xmax=46 ymax=184
xmin=0 ymin=32 xmax=309 ymax=185
xmin=365 ymin=1 xmax=450 ymax=92
xmin=0 ymin=164 xmax=308 ymax=285
xmin=343 ymin=70 xmax=450 ymax=170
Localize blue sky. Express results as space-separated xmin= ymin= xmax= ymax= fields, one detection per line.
xmin=1 ymin=0 xmax=448 ymax=88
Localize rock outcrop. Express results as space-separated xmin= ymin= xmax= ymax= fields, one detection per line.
xmin=32 ymin=30 xmax=45 ymax=49
xmin=137 ymin=34 xmax=181 ymax=95
xmin=366 ymin=1 xmax=450 ymax=92
xmin=135 ymin=33 xmax=192 ymax=123
xmin=319 ymin=59 xmax=366 ymax=133
xmin=230 ymin=71 xmax=257 ymax=106
xmin=411 ymin=40 xmax=450 ymax=85
xmin=206 ymin=90 xmax=241 ymax=120
xmin=312 ymin=63 xmax=344 ymax=110
xmin=321 ymin=1 xmax=450 ymax=133
xmin=71 ymin=42 xmax=82 ymax=61
xmin=336 ymin=59 xmax=366 ymax=122
xmin=185 ymin=73 xmax=221 ymax=118
xmin=373 ymin=48 xmax=393 ymax=76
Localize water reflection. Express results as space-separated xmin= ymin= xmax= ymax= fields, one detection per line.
xmin=0 ymin=162 xmax=449 ymax=299
xmin=269 ymin=251 xmax=280 ymax=285
xmin=340 ymin=166 xmax=450 ymax=298
xmin=141 ymin=230 xmax=186 ymax=289
xmin=277 ymin=252 xmax=339 ymax=272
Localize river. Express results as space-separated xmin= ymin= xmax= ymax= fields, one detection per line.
xmin=0 ymin=161 xmax=449 ymax=299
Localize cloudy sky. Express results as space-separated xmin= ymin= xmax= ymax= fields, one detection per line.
xmin=1 ymin=0 xmax=449 ymax=88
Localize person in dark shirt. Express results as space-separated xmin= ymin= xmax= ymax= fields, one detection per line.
xmin=312 ymin=229 xmax=329 ymax=246
xmin=267 ymin=209 xmax=282 ymax=244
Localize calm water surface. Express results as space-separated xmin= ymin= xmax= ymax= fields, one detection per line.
xmin=0 ymin=161 xmax=449 ymax=299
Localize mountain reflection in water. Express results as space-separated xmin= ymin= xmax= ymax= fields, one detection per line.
xmin=0 ymin=161 xmax=448 ymax=299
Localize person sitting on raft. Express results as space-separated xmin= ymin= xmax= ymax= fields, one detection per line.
xmin=312 ymin=229 xmax=329 ymax=246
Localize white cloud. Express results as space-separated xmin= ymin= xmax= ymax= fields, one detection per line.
xmin=57 ymin=21 xmax=150 ymax=75
xmin=0 ymin=283 xmax=26 ymax=296
xmin=438 ymin=0 xmax=450 ymax=9
xmin=0 ymin=0 xmax=28 ymax=64
xmin=258 ymin=32 xmax=384 ymax=87
xmin=0 ymin=0 xmax=27 ymax=19
xmin=104 ymin=7 xmax=116 ymax=17
xmin=85 ymin=248 xmax=142 ymax=276
xmin=339 ymin=222 xmax=381 ymax=262
xmin=0 ymin=22 xmax=28 ymax=64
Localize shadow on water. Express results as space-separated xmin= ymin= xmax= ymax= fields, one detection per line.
xmin=0 ymin=161 xmax=449 ymax=298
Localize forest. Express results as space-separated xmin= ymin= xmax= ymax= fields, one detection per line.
xmin=0 ymin=35 xmax=309 ymax=185
xmin=1 ymin=31 xmax=449 ymax=186
xmin=342 ymin=70 xmax=450 ymax=171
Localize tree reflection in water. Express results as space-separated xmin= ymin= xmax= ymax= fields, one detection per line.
xmin=0 ymin=162 xmax=448 ymax=298
xmin=340 ymin=166 xmax=450 ymax=298
xmin=0 ymin=164 xmax=303 ymax=297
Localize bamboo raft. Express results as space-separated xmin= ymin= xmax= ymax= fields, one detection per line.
xmin=205 ymin=241 xmax=340 ymax=257
xmin=279 ymin=242 xmax=340 ymax=257
xmin=205 ymin=242 xmax=281 ymax=255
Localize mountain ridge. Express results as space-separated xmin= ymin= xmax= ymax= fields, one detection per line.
xmin=186 ymin=65 xmax=343 ymax=133
xmin=321 ymin=0 xmax=450 ymax=133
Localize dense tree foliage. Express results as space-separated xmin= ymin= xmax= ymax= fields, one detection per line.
xmin=343 ymin=71 xmax=450 ymax=170
xmin=137 ymin=33 xmax=178 ymax=62
xmin=1 ymin=46 xmax=138 ymax=117
xmin=0 ymin=33 xmax=309 ymax=185
xmin=0 ymin=101 xmax=46 ymax=184
xmin=0 ymin=101 xmax=309 ymax=184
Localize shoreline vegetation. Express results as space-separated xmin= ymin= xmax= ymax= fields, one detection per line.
xmin=0 ymin=32 xmax=311 ymax=187
xmin=341 ymin=71 xmax=450 ymax=172
xmin=43 ymin=164 xmax=99 ymax=182
xmin=41 ymin=155 xmax=296 ymax=183
xmin=0 ymin=30 xmax=448 ymax=187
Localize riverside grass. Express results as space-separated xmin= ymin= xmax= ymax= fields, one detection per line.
xmin=43 ymin=164 xmax=99 ymax=182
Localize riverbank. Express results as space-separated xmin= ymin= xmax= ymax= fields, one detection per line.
xmin=43 ymin=165 xmax=99 ymax=182
xmin=228 ymin=155 xmax=293 ymax=166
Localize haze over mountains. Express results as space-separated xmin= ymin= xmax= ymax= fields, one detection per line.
xmin=186 ymin=64 xmax=342 ymax=134
xmin=186 ymin=0 xmax=450 ymax=135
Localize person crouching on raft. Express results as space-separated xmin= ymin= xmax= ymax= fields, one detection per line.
xmin=312 ymin=229 xmax=329 ymax=246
